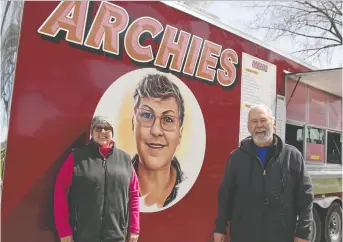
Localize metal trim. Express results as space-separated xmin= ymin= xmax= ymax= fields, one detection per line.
xmin=304 ymin=122 xmax=307 ymax=163
xmin=286 ymin=120 xmax=306 ymax=126
xmin=325 ymin=128 xmax=328 ymax=165
xmin=314 ymin=197 xmax=341 ymax=209
xmin=306 ymin=84 xmax=309 ymax=123
xmin=307 ymin=124 xmax=328 ymax=130
xmin=324 ymin=92 xmax=329 ymax=128
xmin=307 ymin=163 xmax=342 ymax=168
xmin=303 ymin=85 xmax=308 ymax=162
xmin=327 ymin=129 xmax=342 ymax=134
xmin=310 ymin=173 xmax=342 ymax=179
xmin=285 ymin=73 xmax=288 ymax=118
xmin=285 ymin=67 xmax=342 ymax=77
xmin=306 ymin=161 xmax=326 ymax=165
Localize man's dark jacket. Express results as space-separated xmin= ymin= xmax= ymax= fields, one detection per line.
xmin=214 ymin=134 xmax=314 ymax=242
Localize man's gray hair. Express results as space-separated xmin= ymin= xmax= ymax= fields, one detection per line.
xmin=133 ymin=73 xmax=185 ymax=126
xmin=248 ymin=104 xmax=275 ymax=120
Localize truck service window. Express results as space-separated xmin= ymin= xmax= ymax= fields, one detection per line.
xmin=327 ymin=131 xmax=342 ymax=165
xmin=285 ymin=124 xmax=304 ymax=156
xmin=306 ymin=126 xmax=325 ymax=163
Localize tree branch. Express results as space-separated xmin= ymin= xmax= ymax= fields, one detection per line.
xmin=1 ymin=2 xmax=11 ymax=34
xmin=292 ymin=43 xmax=341 ymax=54
xmin=295 ymin=21 xmax=341 ymax=42
xmin=303 ymin=1 xmax=342 ymax=42
xmin=240 ymin=1 xmax=342 ymax=62
xmin=257 ymin=26 xmax=341 ymax=42
xmin=244 ymin=2 xmax=318 ymax=14
xmin=293 ymin=44 xmax=337 ymax=59
xmin=330 ymin=1 xmax=342 ymax=16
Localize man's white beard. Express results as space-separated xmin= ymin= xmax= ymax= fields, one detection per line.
xmin=252 ymin=128 xmax=273 ymax=146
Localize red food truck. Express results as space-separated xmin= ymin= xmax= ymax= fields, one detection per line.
xmin=1 ymin=1 xmax=341 ymax=242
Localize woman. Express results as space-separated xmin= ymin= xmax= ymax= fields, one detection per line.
xmin=54 ymin=116 xmax=140 ymax=242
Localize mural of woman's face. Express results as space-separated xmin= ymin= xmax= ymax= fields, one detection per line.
xmin=134 ymin=96 xmax=182 ymax=171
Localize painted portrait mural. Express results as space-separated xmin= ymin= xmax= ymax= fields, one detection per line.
xmin=93 ymin=68 xmax=206 ymax=212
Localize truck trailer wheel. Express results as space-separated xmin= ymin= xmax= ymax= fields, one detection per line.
xmin=310 ymin=207 xmax=321 ymax=242
xmin=322 ymin=202 xmax=342 ymax=242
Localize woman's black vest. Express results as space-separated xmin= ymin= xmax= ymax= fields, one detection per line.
xmin=68 ymin=140 xmax=132 ymax=242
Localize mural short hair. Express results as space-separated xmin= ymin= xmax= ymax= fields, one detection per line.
xmin=133 ymin=73 xmax=185 ymax=126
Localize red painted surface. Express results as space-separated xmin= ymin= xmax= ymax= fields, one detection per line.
xmin=306 ymin=143 xmax=325 ymax=163
xmin=308 ymin=87 xmax=327 ymax=127
xmin=328 ymin=94 xmax=342 ymax=131
xmin=2 ymin=2 xmax=311 ymax=242
xmin=286 ymin=79 xmax=307 ymax=122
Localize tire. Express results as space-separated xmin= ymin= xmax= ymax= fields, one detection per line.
xmin=309 ymin=207 xmax=321 ymax=242
xmin=322 ymin=202 xmax=342 ymax=242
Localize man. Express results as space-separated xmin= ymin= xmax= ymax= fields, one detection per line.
xmin=213 ymin=105 xmax=314 ymax=242
xmin=131 ymin=73 xmax=185 ymax=209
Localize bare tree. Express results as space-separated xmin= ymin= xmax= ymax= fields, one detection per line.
xmin=1 ymin=1 xmax=23 ymax=133
xmin=0 ymin=1 xmax=23 ymax=178
xmin=242 ymin=1 xmax=342 ymax=63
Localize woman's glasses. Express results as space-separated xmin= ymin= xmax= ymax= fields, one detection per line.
xmin=94 ymin=125 xmax=112 ymax=132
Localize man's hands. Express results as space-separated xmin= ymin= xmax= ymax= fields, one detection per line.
xmin=294 ymin=237 xmax=309 ymax=242
xmin=213 ymin=232 xmax=225 ymax=242
xmin=60 ymin=236 xmax=73 ymax=242
xmin=60 ymin=233 xmax=139 ymax=242
xmin=127 ymin=233 xmax=139 ymax=242
xmin=214 ymin=234 xmax=309 ymax=242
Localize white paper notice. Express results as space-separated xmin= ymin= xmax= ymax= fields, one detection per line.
xmin=239 ymin=52 xmax=277 ymax=142
xmin=276 ymin=95 xmax=286 ymax=141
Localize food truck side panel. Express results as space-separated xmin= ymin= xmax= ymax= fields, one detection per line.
xmin=1 ymin=2 xmax=310 ymax=242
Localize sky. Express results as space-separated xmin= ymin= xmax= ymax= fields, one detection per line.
xmin=204 ymin=1 xmax=342 ymax=69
